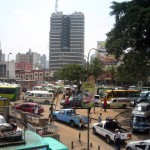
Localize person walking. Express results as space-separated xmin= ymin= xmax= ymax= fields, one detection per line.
xmin=98 ymin=113 xmax=102 ymax=125
xmin=103 ymin=99 xmax=107 ymax=112
xmin=114 ymin=129 xmax=121 ymax=150
xmin=48 ymin=104 xmax=54 ymax=122
xmin=33 ymin=105 xmax=39 ymax=115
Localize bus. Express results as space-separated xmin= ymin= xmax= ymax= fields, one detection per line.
xmin=0 ymin=83 xmax=21 ymax=101
xmin=100 ymin=89 xmax=140 ymax=103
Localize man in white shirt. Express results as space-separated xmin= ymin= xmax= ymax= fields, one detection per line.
xmin=114 ymin=129 xmax=121 ymax=150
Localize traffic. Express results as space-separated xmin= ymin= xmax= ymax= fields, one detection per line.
xmin=1 ymin=83 xmax=150 ymax=149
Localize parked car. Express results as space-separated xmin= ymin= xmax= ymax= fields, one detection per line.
xmin=52 ymin=108 xmax=88 ymax=127
xmin=130 ymin=114 xmax=150 ymax=133
xmin=134 ymin=91 xmax=150 ymax=106
xmin=13 ymin=103 xmax=44 ymax=114
xmin=94 ymin=95 xmax=100 ymax=107
xmin=0 ymin=115 xmax=12 ymax=132
xmin=132 ymin=102 xmax=150 ymax=117
xmin=60 ymin=94 xmax=83 ymax=108
xmin=126 ymin=139 xmax=150 ymax=150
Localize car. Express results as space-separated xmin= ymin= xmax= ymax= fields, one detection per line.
xmin=13 ymin=103 xmax=44 ymax=114
xmin=126 ymin=139 xmax=150 ymax=150
xmin=130 ymin=114 xmax=150 ymax=133
xmin=60 ymin=94 xmax=83 ymax=108
xmin=132 ymin=102 xmax=150 ymax=117
xmin=94 ymin=95 xmax=100 ymax=107
xmin=0 ymin=115 xmax=12 ymax=132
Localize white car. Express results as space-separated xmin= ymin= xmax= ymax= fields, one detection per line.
xmin=126 ymin=139 xmax=150 ymax=150
xmin=0 ymin=115 xmax=12 ymax=131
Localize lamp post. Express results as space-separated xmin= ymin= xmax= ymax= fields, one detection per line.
xmin=7 ymin=53 xmax=12 ymax=82
xmin=86 ymin=48 xmax=106 ymax=150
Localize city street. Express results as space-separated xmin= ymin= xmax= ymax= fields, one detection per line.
xmin=19 ymin=94 xmax=150 ymax=150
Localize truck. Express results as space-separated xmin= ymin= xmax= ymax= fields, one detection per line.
xmin=92 ymin=117 xmax=132 ymax=144
xmin=52 ymin=108 xmax=88 ymax=127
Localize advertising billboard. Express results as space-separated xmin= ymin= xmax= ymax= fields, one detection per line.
xmin=82 ymin=82 xmax=95 ymax=108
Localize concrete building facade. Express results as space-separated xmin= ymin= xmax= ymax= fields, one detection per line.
xmin=49 ymin=12 xmax=85 ymax=72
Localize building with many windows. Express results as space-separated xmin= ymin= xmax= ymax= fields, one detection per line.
xmin=49 ymin=12 xmax=85 ymax=72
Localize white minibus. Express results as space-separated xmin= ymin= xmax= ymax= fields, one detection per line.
xmin=25 ymin=90 xmax=54 ymax=104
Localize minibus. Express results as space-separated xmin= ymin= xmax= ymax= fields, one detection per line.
xmin=25 ymin=90 xmax=54 ymax=104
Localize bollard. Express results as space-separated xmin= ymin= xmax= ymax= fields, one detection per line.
xmin=79 ymin=132 xmax=81 ymax=142
xmin=71 ymin=141 xmax=74 ymax=149
xmin=98 ymin=145 xmax=100 ymax=150
xmin=90 ymin=142 xmax=92 ymax=147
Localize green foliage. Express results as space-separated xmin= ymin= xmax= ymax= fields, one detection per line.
xmin=105 ymin=65 xmax=117 ymax=85
xmin=89 ymin=58 xmax=103 ymax=83
xmin=106 ymin=0 xmax=150 ymax=84
xmin=53 ymin=64 xmax=87 ymax=82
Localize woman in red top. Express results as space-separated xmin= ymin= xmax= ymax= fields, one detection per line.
xmin=103 ymin=99 xmax=107 ymax=112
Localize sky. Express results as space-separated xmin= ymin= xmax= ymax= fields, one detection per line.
xmin=0 ymin=0 xmax=126 ymax=61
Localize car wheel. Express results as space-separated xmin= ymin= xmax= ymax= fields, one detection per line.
xmin=106 ymin=135 xmax=111 ymax=144
xmin=29 ymin=100 xmax=33 ymax=102
xmin=45 ymin=100 xmax=49 ymax=104
xmin=93 ymin=128 xmax=97 ymax=135
xmin=95 ymin=103 xmax=98 ymax=107
xmin=53 ymin=115 xmax=57 ymax=121
xmin=122 ymin=104 xmax=127 ymax=109
xmin=126 ymin=147 xmax=132 ymax=150
xmin=70 ymin=121 xmax=75 ymax=127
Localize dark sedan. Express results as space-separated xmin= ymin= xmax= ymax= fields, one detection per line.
xmin=130 ymin=114 xmax=150 ymax=133
xmin=13 ymin=103 xmax=44 ymax=114
xmin=60 ymin=94 xmax=83 ymax=108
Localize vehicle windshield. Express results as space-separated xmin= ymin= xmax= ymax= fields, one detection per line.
xmin=133 ymin=116 xmax=146 ymax=122
xmin=0 ymin=118 xmax=6 ymax=124
xmin=140 ymin=92 xmax=148 ymax=98
xmin=134 ymin=106 xmax=146 ymax=112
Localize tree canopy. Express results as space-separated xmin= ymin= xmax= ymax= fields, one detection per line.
xmin=106 ymin=0 xmax=150 ymax=84
xmin=89 ymin=57 xmax=103 ymax=83
xmin=53 ymin=64 xmax=87 ymax=83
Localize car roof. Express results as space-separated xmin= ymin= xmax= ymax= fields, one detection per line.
xmin=137 ymin=102 xmax=150 ymax=106
xmin=21 ymin=102 xmax=38 ymax=105
xmin=0 ymin=115 xmax=4 ymax=119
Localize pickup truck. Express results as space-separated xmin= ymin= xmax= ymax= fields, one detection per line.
xmin=52 ymin=108 xmax=88 ymax=127
xmin=92 ymin=118 xmax=132 ymax=144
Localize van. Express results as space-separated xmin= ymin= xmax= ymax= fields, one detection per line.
xmin=25 ymin=90 xmax=54 ymax=104
xmin=62 ymin=86 xmax=72 ymax=95
xmin=32 ymin=86 xmax=43 ymax=91
xmin=102 ymin=98 xmax=130 ymax=109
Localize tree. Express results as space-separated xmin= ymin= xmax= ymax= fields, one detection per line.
xmin=53 ymin=64 xmax=87 ymax=83
xmin=105 ymin=65 xmax=117 ymax=85
xmin=89 ymin=58 xmax=103 ymax=84
xmin=106 ymin=0 xmax=150 ymax=84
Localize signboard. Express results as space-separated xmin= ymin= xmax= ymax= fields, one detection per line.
xmin=82 ymin=82 xmax=95 ymax=108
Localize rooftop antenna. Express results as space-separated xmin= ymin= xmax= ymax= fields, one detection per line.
xmin=55 ymin=0 xmax=58 ymax=13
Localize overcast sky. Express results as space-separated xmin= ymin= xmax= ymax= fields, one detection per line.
xmin=0 ymin=0 xmax=126 ymax=61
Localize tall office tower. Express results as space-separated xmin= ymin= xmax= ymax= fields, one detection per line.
xmin=49 ymin=12 xmax=84 ymax=72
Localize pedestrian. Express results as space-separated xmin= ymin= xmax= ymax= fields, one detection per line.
xmin=65 ymin=95 xmax=70 ymax=107
xmin=48 ymin=104 xmax=54 ymax=122
xmin=103 ymin=99 xmax=107 ymax=112
xmin=33 ymin=105 xmax=39 ymax=115
xmin=114 ymin=129 xmax=121 ymax=150
xmin=98 ymin=113 xmax=102 ymax=125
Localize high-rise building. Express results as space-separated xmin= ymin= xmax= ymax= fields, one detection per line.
xmin=49 ymin=12 xmax=84 ymax=72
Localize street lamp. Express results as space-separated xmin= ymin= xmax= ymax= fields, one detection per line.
xmin=87 ymin=48 xmax=105 ymax=70
xmin=86 ymin=48 xmax=106 ymax=150
xmin=7 ymin=53 xmax=12 ymax=82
